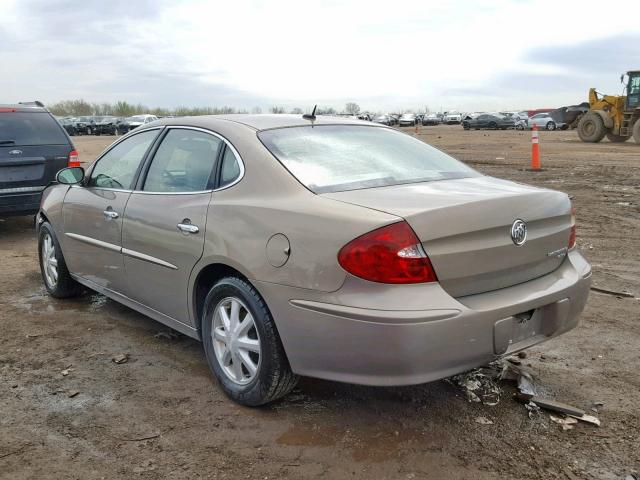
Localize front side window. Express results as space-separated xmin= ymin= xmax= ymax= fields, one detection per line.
xmin=143 ymin=129 xmax=222 ymax=192
xmin=89 ymin=129 xmax=158 ymax=189
xmin=259 ymin=125 xmax=479 ymax=194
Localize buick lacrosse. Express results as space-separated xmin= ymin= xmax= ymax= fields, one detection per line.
xmin=37 ymin=114 xmax=591 ymax=405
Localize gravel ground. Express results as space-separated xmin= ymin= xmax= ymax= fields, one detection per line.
xmin=1 ymin=126 xmax=638 ymax=479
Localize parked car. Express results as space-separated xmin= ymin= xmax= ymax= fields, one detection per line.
xmin=120 ymin=114 xmax=159 ymax=133
xmin=528 ymin=113 xmax=560 ymax=131
xmin=94 ymin=116 xmax=122 ymax=136
xmin=73 ymin=116 xmax=98 ymax=135
xmin=373 ymin=114 xmax=394 ymax=126
xmin=398 ymin=113 xmax=417 ymax=126
xmin=443 ymin=112 xmax=462 ymax=124
xmin=38 ymin=114 xmax=591 ymax=406
xmin=56 ymin=117 xmax=78 ymax=136
xmin=422 ymin=114 xmax=441 ymax=126
xmin=0 ymin=102 xmax=78 ymax=217
xmin=462 ymin=114 xmax=516 ymax=130
xmin=500 ymin=112 xmax=527 ymax=130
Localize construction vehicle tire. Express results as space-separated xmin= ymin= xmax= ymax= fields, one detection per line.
xmin=578 ymin=112 xmax=607 ymax=143
xmin=606 ymin=133 xmax=629 ymax=143
xmin=633 ymin=119 xmax=640 ymax=144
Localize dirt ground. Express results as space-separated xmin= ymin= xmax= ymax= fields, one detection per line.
xmin=1 ymin=126 xmax=638 ymax=480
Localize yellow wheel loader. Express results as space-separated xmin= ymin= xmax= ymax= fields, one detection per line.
xmin=577 ymin=70 xmax=640 ymax=144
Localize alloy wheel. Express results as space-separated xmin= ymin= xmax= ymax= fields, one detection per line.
xmin=42 ymin=233 xmax=58 ymax=288
xmin=212 ymin=297 xmax=261 ymax=385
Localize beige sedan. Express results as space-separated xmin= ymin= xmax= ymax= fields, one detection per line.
xmin=37 ymin=114 xmax=591 ymax=405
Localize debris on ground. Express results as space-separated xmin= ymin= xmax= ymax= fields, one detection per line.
xmin=549 ymin=414 xmax=578 ymax=431
xmin=590 ymin=286 xmax=635 ymax=298
xmin=61 ymin=368 xmax=71 ymax=376
xmin=111 ymin=353 xmax=129 ymax=364
xmin=67 ymin=390 xmax=79 ymax=398
xmin=451 ymin=366 xmax=501 ymax=405
xmin=474 ymin=416 xmax=494 ymax=425
xmin=453 ymin=358 xmax=602 ymax=427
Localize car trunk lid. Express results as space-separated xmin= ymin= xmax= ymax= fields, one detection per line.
xmin=323 ymin=176 xmax=572 ymax=297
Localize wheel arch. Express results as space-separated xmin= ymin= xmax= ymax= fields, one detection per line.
xmin=191 ymin=261 xmax=254 ymax=337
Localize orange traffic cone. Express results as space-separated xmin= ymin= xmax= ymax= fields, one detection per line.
xmin=531 ymin=125 xmax=541 ymax=170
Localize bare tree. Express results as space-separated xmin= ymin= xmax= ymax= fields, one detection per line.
xmin=290 ymin=107 xmax=303 ymax=114
xmin=251 ymin=106 xmax=263 ymax=114
xmin=270 ymin=106 xmax=285 ymax=114
xmin=345 ymin=102 xmax=360 ymax=115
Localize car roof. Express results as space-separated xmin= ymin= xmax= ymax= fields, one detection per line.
xmin=0 ymin=103 xmax=48 ymax=113
xmin=156 ymin=114 xmax=375 ymax=132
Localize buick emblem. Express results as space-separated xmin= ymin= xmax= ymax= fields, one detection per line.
xmin=511 ymin=219 xmax=527 ymax=246
xmin=8 ymin=149 xmax=22 ymax=155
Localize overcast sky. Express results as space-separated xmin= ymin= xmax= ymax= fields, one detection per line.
xmin=2 ymin=0 xmax=639 ymax=112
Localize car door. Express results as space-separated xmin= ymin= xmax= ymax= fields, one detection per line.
xmin=121 ymin=127 xmax=234 ymax=326
xmin=62 ymin=128 xmax=160 ymax=292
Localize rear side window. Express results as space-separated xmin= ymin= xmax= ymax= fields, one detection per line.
xmin=219 ymin=147 xmax=241 ymax=188
xmin=0 ymin=112 xmax=68 ymax=146
xmin=259 ymin=125 xmax=479 ymax=193
xmin=89 ymin=130 xmax=158 ymax=189
xmin=143 ymin=129 xmax=222 ymax=192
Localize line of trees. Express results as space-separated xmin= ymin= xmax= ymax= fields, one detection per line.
xmin=47 ymin=100 xmax=427 ymax=118
xmin=47 ymin=100 xmax=346 ymax=117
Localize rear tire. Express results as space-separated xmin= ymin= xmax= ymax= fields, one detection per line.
xmin=578 ymin=112 xmax=606 ymax=142
xmin=606 ymin=133 xmax=629 ymax=143
xmin=38 ymin=222 xmax=82 ymax=298
xmin=201 ymin=276 xmax=298 ymax=406
xmin=633 ymin=120 xmax=640 ymax=144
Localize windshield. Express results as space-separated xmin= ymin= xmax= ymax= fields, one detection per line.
xmin=259 ymin=125 xmax=480 ymax=194
xmin=0 ymin=112 xmax=68 ymax=146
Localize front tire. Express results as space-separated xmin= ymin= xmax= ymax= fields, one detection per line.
xmin=38 ymin=222 xmax=82 ymax=298
xmin=201 ymin=277 xmax=298 ymax=406
xmin=578 ymin=112 xmax=606 ymax=142
xmin=546 ymin=121 xmax=556 ymax=131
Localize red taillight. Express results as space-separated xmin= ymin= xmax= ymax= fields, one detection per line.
xmin=0 ymin=108 xmax=17 ymax=112
xmin=68 ymin=150 xmax=80 ymax=167
xmin=338 ymin=221 xmax=438 ymax=284
xmin=568 ymin=206 xmax=576 ymax=249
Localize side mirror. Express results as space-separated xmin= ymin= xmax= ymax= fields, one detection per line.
xmin=57 ymin=166 xmax=85 ymax=185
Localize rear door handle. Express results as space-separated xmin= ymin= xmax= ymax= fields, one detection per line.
xmin=103 ymin=209 xmax=119 ymax=220
xmin=177 ymin=223 xmax=199 ymax=234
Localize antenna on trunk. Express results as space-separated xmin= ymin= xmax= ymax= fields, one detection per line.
xmin=303 ymin=105 xmax=317 ymax=121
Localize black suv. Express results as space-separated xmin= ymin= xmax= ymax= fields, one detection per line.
xmin=0 ymin=102 xmax=77 ymax=217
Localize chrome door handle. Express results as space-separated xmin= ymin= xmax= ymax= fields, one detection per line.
xmin=177 ymin=223 xmax=199 ymax=234
xmin=103 ymin=210 xmax=119 ymax=219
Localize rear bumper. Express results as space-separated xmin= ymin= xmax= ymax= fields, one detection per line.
xmin=0 ymin=190 xmax=43 ymax=217
xmin=254 ymin=249 xmax=591 ymax=386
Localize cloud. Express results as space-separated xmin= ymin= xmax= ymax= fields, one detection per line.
xmin=2 ymin=0 xmax=640 ymax=112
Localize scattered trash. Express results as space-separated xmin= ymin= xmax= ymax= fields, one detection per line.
xmin=590 ymin=401 xmax=604 ymax=413
xmin=515 ymin=395 xmax=601 ymax=426
xmin=615 ymin=202 xmax=631 ymax=206
xmin=590 ymin=286 xmax=634 ymax=298
xmin=550 ymin=414 xmax=578 ymax=431
xmin=25 ymin=333 xmax=41 ymax=339
xmin=112 ymin=353 xmax=129 ymax=364
xmin=67 ymin=390 xmax=80 ymax=398
xmin=452 ymin=367 xmax=501 ymax=406
xmin=61 ymin=369 xmax=71 ymax=376
xmin=524 ymin=401 xmax=542 ymax=419
xmin=474 ymin=416 xmax=494 ymax=425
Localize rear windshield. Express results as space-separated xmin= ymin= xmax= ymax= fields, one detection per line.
xmin=259 ymin=125 xmax=479 ymax=193
xmin=0 ymin=112 xmax=68 ymax=146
